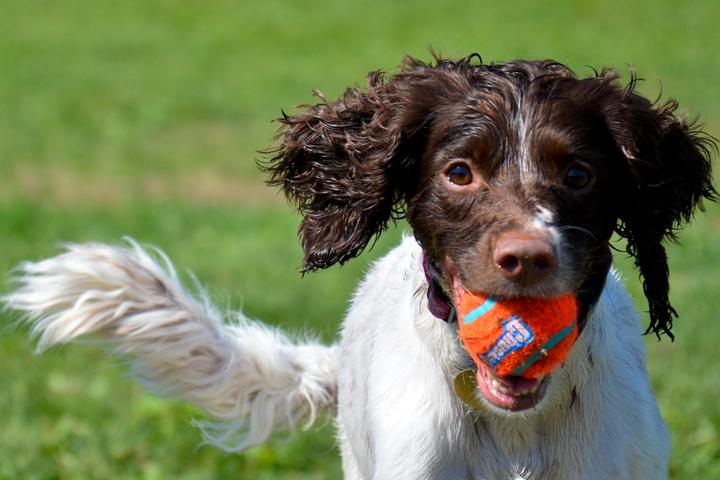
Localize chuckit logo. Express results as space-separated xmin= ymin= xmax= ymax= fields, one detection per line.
xmin=481 ymin=316 xmax=534 ymax=368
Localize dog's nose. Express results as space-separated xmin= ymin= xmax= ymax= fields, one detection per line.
xmin=493 ymin=232 xmax=556 ymax=286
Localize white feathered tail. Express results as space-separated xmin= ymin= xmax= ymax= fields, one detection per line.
xmin=3 ymin=240 xmax=338 ymax=451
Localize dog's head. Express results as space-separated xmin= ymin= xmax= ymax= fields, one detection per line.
xmin=266 ymin=54 xmax=715 ymax=343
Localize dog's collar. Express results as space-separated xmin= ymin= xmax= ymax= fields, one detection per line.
xmin=421 ymin=256 xmax=456 ymax=323
xmin=421 ymin=246 xmax=612 ymax=331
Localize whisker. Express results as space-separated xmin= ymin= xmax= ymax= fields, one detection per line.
xmin=556 ymin=225 xmax=597 ymax=240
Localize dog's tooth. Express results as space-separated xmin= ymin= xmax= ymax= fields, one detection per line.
xmin=518 ymin=381 xmax=541 ymax=396
xmin=489 ymin=381 xmax=498 ymax=396
xmin=490 ymin=379 xmax=506 ymax=396
xmin=492 ymin=378 xmax=513 ymax=395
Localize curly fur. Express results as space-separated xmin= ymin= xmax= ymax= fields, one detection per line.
xmin=266 ymin=54 xmax=716 ymax=338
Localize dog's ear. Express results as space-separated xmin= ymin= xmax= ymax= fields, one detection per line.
xmin=265 ymin=56 xmax=475 ymax=272
xmin=602 ymin=72 xmax=716 ymax=339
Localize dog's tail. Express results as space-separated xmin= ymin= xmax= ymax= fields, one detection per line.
xmin=3 ymin=240 xmax=338 ymax=451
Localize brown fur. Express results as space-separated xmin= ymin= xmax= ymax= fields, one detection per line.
xmin=264 ymin=54 xmax=716 ymax=339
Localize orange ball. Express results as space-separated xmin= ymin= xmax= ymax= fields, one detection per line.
xmin=456 ymin=292 xmax=578 ymax=378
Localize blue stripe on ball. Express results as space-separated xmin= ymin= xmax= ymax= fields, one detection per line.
xmin=463 ymin=297 xmax=497 ymax=324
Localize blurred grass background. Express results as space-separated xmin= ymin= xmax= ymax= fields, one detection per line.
xmin=1 ymin=0 xmax=718 ymax=478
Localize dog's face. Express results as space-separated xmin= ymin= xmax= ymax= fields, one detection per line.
xmin=399 ymin=63 xmax=630 ymax=411
xmin=266 ymin=56 xmax=715 ymax=411
xmin=407 ymin=73 xmax=622 ymax=303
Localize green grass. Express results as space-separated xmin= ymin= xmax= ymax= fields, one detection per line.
xmin=1 ymin=0 xmax=719 ymax=478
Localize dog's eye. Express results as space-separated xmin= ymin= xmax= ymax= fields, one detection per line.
xmin=564 ymin=166 xmax=592 ymax=190
xmin=447 ymin=164 xmax=473 ymax=186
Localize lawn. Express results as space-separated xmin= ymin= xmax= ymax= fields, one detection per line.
xmin=1 ymin=0 xmax=719 ymax=478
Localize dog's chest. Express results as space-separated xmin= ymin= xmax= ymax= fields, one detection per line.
xmin=462 ymin=413 xmax=569 ymax=480
xmin=336 ymin=240 xmax=666 ymax=479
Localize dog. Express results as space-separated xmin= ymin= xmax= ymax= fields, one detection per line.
xmin=6 ymin=55 xmax=716 ymax=479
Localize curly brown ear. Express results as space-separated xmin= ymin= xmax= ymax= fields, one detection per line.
xmin=604 ymin=74 xmax=717 ymax=339
xmin=264 ymin=56 xmax=475 ymax=272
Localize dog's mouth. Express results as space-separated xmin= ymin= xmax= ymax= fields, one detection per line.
xmin=474 ymin=362 xmax=549 ymax=411
xmin=448 ymin=270 xmax=552 ymax=411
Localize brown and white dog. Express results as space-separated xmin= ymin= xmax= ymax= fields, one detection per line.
xmin=6 ymin=55 xmax=715 ymax=479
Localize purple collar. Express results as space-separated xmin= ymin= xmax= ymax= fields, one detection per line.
xmin=422 ymin=256 xmax=456 ymax=323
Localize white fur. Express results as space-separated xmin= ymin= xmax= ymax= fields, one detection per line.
xmin=4 ymin=239 xmax=337 ymax=451
xmin=5 ymin=237 xmax=669 ymax=478
xmin=338 ymin=237 xmax=668 ymax=479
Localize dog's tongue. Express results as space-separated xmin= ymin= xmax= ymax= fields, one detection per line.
xmin=498 ymin=373 xmax=540 ymax=392
xmin=476 ymin=363 xmax=548 ymax=410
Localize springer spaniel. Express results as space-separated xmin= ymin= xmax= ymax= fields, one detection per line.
xmin=6 ymin=55 xmax=716 ymax=479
